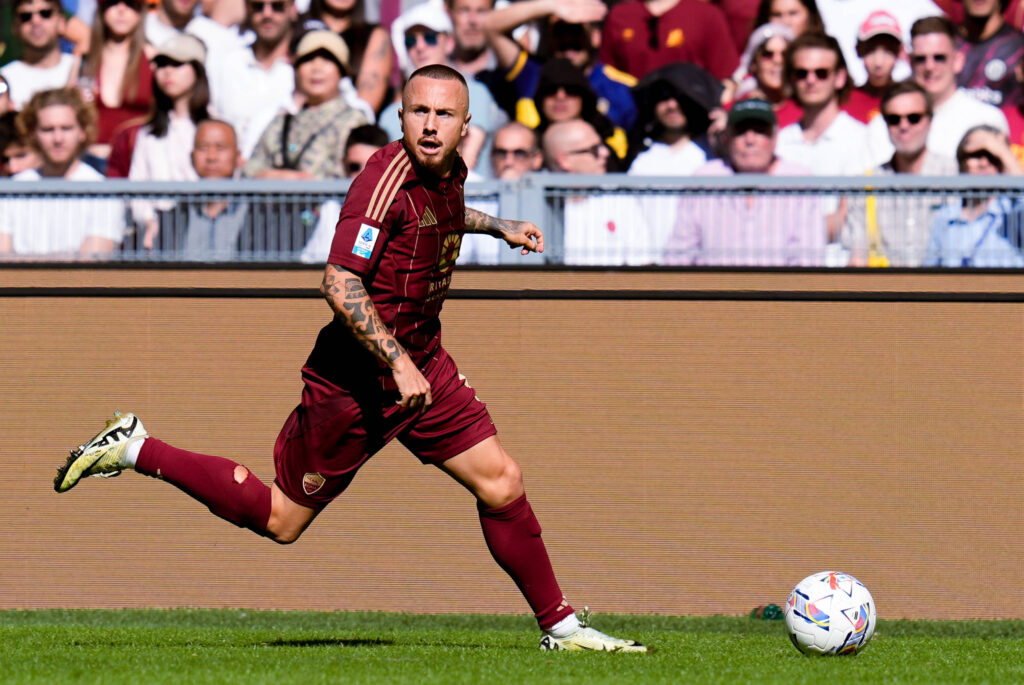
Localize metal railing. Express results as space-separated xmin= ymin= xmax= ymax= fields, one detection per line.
xmin=2 ymin=175 xmax=1023 ymax=267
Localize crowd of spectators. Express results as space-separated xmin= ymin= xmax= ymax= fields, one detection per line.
xmin=0 ymin=0 xmax=1023 ymax=267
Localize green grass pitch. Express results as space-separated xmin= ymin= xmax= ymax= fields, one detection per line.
xmin=3 ymin=610 xmax=1024 ymax=684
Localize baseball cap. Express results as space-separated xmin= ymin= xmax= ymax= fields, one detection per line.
xmin=294 ymin=29 xmax=350 ymax=74
xmin=401 ymin=1 xmax=454 ymax=35
xmin=155 ymin=34 xmax=207 ymax=64
xmin=857 ymin=10 xmax=902 ymax=44
xmin=727 ymin=98 xmax=776 ymax=128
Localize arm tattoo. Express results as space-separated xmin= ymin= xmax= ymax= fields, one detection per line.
xmin=464 ymin=207 xmax=516 ymax=237
xmin=322 ymin=267 xmax=406 ymax=364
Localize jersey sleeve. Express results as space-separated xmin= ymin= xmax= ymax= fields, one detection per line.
xmin=327 ymin=146 xmax=412 ymax=276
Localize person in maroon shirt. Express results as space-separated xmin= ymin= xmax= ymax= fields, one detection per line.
xmin=54 ymin=63 xmax=646 ymax=654
xmin=600 ymin=0 xmax=740 ymax=82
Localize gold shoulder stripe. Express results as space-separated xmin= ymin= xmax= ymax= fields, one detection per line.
xmin=601 ymin=64 xmax=638 ymax=87
xmin=367 ymin=150 xmax=412 ymax=223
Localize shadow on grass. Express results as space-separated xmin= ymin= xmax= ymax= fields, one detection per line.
xmin=261 ymin=638 xmax=394 ymax=648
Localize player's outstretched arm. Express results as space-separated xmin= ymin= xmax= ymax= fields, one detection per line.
xmin=464 ymin=207 xmax=545 ymax=255
xmin=321 ymin=263 xmax=432 ymax=410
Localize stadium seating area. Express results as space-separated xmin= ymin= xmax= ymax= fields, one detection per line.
xmin=2 ymin=0 xmax=1024 ymax=267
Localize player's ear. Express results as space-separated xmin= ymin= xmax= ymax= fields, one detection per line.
xmin=398 ymin=107 xmax=404 ymax=133
xmin=461 ymin=112 xmax=471 ymax=138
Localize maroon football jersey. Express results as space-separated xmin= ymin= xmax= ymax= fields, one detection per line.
xmin=305 ymin=141 xmax=468 ymax=391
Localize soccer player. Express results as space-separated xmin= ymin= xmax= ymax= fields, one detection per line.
xmin=53 ymin=63 xmax=646 ymax=654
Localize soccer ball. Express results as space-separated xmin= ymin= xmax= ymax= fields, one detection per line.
xmin=784 ymin=571 xmax=876 ymax=655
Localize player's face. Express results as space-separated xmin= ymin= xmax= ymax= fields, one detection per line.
xmin=964 ymin=0 xmax=1002 ymax=19
xmin=859 ymin=38 xmax=899 ymax=88
xmin=755 ymin=36 xmax=787 ymax=91
xmin=101 ymin=0 xmax=142 ymax=40
xmin=728 ymin=120 xmax=776 ymax=173
xmin=769 ymin=0 xmax=810 ymax=35
xmin=34 ymin=104 xmax=87 ymax=167
xmin=911 ymin=33 xmax=960 ymax=101
xmin=541 ymin=87 xmax=583 ymax=122
xmin=883 ymin=92 xmax=930 ymax=156
xmin=399 ymin=76 xmax=470 ymax=176
xmin=449 ymin=0 xmax=490 ymax=52
xmin=790 ymin=47 xmax=843 ymax=108
xmin=343 ymin=142 xmax=380 ymax=178
xmin=14 ymin=0 xmax=64 ymax=51
xmin=192 ymin=122 xmax=238 ymax=178
xmin=248 ymin=0 xmax=294 ymax=44
xmin=295 ymin=55 xmax=342 ymax=105
xmin=490 ymin=127 xmax=540 ymax=179
xmin=154 ymin=59 xmax=197 ymax=100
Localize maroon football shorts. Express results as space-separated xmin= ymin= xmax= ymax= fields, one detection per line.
xmin=273 ymin=349 xmax=497 ymax=509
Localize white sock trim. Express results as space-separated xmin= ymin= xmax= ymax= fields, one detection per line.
xmin=124 ymin=438 xmax=145 ymax=469
xmin=547 ymin=612 xmax=581 ymax=638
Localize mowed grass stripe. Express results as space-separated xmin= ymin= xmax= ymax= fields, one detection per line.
xmin=2 ymin=610 xmax=1024 ymax=685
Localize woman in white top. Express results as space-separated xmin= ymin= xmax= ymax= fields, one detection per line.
xmin=0 ymin=87 xmax=125 ymax=259
xmin=129 ymin=34 xmax=209 ymax=250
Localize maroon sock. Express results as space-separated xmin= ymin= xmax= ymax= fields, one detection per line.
xmin=478 ymin=494 xmax=575 ymax=630
xmin=136 ymin=438 xmax=272 ymax=536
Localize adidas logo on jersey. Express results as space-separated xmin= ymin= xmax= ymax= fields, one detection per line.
xmin=418 ymin=206 xmax=438 ymax=227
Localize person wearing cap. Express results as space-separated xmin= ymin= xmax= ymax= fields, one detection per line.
xmin=206 ymin=0 xmax=297 ymax=160
xmin=0 ymin=0 xmax=76 ymax=110
xmin=664 ymin=98 xmax=826 ymax=266
xmin=381 ymin=2 xmax=505 ymax=176
xmin=128 ymin=34 xmax=211 ymax=251
xmin=842 ymin=10 xmax=904 ymax=124
xmin=482 ymin=0 xmax=638 ymax=130
xmin=955 ymin=0 xmax=1024 ymax=108
xmin=814 ymin=0 xmax=943 ymax=88
xmin=244 ymin=29 xmax=367 ymax=180
xmin=842 ymin=79 xmax=958 ymax=267
xmin=728 ymin=21 xmax=802 ymax=127
xmin=542 ymin=118 xmax=653 ymax=265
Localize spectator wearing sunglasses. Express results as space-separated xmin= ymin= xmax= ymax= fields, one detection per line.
xmin=729 ymin=22 xmax=802 ymax=128
xmin=842 ymin=80 xmax=958 ymax=267
xmin=542 ymin=118 xmax=652 ymax=265
xmin=903 ymin=15 xmax=1008 ymax=160
xmin=0 ymin=0 xmax=76 ymax=109
xmin=599 ymin=0 xmax=739 ymax=83
xmin=490 ymin=121 xmax=541 ymax=179
xmin=382 ymin=2 xmax=505 ymax=176
xmin=244 ymin=29 xmax=367 ymax=180
xmin=955 ymin=0 xmax=1024 ymax=108
xmin=775 ymin=31 xmax=870 ymax=176
xmin=924 ymin=124 xmax=1024 ymax=267
xmin=207 ymin=0 xmax=296 ymax=160
xmin=75 ymin=0 xmax=153 ymax=165
xmin=128 ymin=34 xmax=210 ymax=250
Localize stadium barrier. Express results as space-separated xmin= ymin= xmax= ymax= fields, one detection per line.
xmin=2 ymin=175 xmax=1024 ymax=267
xmin=3 ymin=267 xmax=1024 ymax=619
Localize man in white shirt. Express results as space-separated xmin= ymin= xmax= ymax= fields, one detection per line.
xmin=816 ymin=0 xmax=943 ymax=87
xmin=775 ymin=32 xmax=871 ymax=176
xmin=207 ymin=0 xmax=297 ymax=159
xmin=145 ymin=0 xmax=249 ymax=64
xmin=867 ymin=15 xmax=1009 ymax=165
xmin=0 ymin=0 xmax=74 ymax=110
xmin=543 ymin=118 xmax=652 ymax=265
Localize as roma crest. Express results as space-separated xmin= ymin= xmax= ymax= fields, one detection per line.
xmin=302 ymin=472 xmax=326 ymax=495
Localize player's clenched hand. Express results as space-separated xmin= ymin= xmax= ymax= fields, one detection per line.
xmin=502 ymin=220 xmax=545 ymax=255
xmin=391 ymin=354 xmax=432 ymax=412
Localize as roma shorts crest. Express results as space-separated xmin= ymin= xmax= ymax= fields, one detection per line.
xmin=302 ymin=472 xmax=326 ymax=495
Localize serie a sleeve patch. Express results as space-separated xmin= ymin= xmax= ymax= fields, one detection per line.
xmin=352 ymin=223 xmax=380 ymax=259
